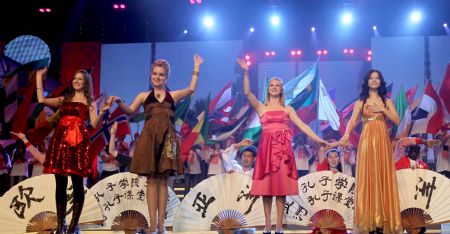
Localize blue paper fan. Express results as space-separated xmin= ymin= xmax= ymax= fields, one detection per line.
xmin=4 ymin=35 xmax=51 ymax=66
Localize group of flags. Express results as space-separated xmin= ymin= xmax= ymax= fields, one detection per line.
xmin=1 ymin=42 xmax=449 ymax=178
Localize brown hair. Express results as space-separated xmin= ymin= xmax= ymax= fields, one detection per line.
xmin=264 ymin=77 xmax=285 ymax=107
xmin=64 ymin=70 xmax=94 ymax=106
xmin=151 ymin=59 xmax=171 ymax=77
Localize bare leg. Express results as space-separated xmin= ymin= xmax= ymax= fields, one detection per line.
xmin=275 ymin=196 xmax=286 ymax=231
xmin=157 ymin=176 xmax=169 ymax=232
xmin=147 ymin=177 xmax=159 ymax=232
xmin=262 ymin=196 xmax=273 ymax=231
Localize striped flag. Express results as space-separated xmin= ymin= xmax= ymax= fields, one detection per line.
xmin=411 ymin=81 xmax=444 ymax=134
xmin=392 ymin=87 xmax=411 ymax=138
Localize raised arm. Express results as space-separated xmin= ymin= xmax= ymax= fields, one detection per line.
xmin=89 ymin=97 xmax=112 ymax=128
xmin=237 ymin=59 xmax=262 ymax=114
xmin=36 ymin=68 xmax=63 ymax=108
xmin=287 ymin=106 xmax=328 ymax=146
xmin=10 ymin=132 xmax=45 ymax=164
xmin=171 ymin=54 xmax=204 ymax=102
xmin=339 ymin=100 xmax=363 ymax=145
xmin=113 ymin=92 xmax=148 ymax=115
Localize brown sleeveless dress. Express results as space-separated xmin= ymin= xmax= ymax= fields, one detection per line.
xmin=130 ymin=90 xmax=184 ymax=176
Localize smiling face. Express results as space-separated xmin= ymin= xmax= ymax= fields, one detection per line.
xmin=72 ymin=72 xmax=86 ymax=91
xmin=268 ymin=78 xmax=282 ymax=97
xmin=367 ymin=71 xmax=381 ymax=90
xmin=150 ymin=65 xmax=168 ymax=88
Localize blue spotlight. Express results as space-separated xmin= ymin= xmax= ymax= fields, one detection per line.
xmin=341 ymin=12 xmax=353 ymax=25
xmin=183 ymin=29 xmax=188 ymax=34
xmin=311 ymin=27 xmax=316 ymax=32
xmin=372 ymin=25 xmax=377 ymax=30
xmin=410 ymin=10 xmax=422 ymax=23
xmin=249 ymin=27 xmax=255 ymax=32
xmin=271 ymin=15 xmax=280 ymax=26
xmin=203 ymin=16 xmax=214 ymax=28
xmin=444 ymin=23 xmax=448 ymax=28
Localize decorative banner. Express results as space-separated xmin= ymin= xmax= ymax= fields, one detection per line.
xmin=173 ymin=172 xmax=278 ymax=232
xmin=89 ymin=172 xmax=179 ymax=230
xmin=396 ymin=169 xmax=450 ymax=228
xmin=0 ymin=174 xmax=103 ymax=234
xmin=4 ymin=35 xmax=51 ymax=65
xmin=285 ymin=171 xmax=355 ymax=230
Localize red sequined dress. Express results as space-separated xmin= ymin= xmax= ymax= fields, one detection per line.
xmin=43 ymin=102 xmax=91 ymax=177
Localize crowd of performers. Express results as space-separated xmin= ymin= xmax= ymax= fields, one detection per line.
xmin=0 ymin=55 xmax=449 ymax=234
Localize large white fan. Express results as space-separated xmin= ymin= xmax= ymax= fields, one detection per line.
xmin=396 ymin=169 xmax=450 ymax=229
xmin=285 ymin=171 xmax=355 ymax=231
xmin=89 ymin=172 xmax=180 ymax=231
xmin=0 ymin=174 xmax=103 ymax=234
xmin=173 ymin=172 xmax=280 ymax=233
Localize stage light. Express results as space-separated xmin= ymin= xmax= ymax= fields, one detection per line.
xmin=373 ymin=25 xmax=377 ymax=30
xmin=183 ymin=30 xmax=188 ymax=34
xmin=45 ymin=8 xmax=51 ymax=12
xmin=265 ymin=51 xmax=270 ymax=56
xmin=367 ymin=56 xmax=372 ymax=62
xmin=290 ymin=50 xmax=296 ymax=56
xmin=113 ymin=4 xmax=119 ymax=9
xmin=311 ymin=27 xmax=316 ymax=32
xmin=119 ymin=4 xmax=126 ymax=9
xmin=249 ymin=27 xmax=255 ymax=32
xmin=246 ymin=61 xmax=252 ymax=66
xmin=39 ymin=8 xmax=45 ymax=13
xmin=410 ymin=10 xmax=422 ymax=23
xmin=444 ymin=23 xmax=448 ymax=28
xmin=323 ymin=50 xmax=328 ymax=55
xmin=343 ymin=49 xmax=348 ymax=54
xmin=270 ymin=51 xmax=276 ymax=56
xmin=317 ymin=50 xmax=322 ymax=55
xmin=342 ymin=12 xmax=353 ymax=25
xmin=245 ymin=55 xmax=250 ymax=60
xmin=368 ymin=50 xmax=372 ymax=55
xmin=296 ymin=50 xmax=302 ymax=55
xmin=203 ymin=16 xmax=214 ymax=28
xmin=349 ymin=49 xmax=354 ymax=54
xmin=271 ymin=15 xmax=280 ymax=26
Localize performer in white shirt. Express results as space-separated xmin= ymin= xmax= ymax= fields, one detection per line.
xmin=222 ymin=139 xmax=256 ymax=176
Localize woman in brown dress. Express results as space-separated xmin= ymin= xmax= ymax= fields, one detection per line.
xmin=113 ymin=54 xmax=203 ymax=233
xmin=35 ymin=68 xmax=111 ymax=234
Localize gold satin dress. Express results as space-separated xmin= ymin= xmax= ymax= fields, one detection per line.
xmin=353 ymin=106 xmax=402 ymax=233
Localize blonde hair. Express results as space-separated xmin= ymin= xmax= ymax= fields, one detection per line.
xmin=264 ymin=77 xmax=285 ymax=107
xmin=151 ymin=59 xmax=171 ymax=77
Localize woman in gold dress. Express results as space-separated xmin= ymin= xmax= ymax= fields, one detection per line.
xmin=339 ymin=69 xmax=401 ymax=234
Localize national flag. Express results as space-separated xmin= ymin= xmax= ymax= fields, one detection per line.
xmin=318 ymin=79 xmax=340 ymax=130
xmin=209 ymin=81 xmax=232 ymax=112
xmin=195 ymin=94 xmax=211 ymax=144
xmin=392 ymin=87 xmax=411 ymax=138
xmin=405 ymin=83 xmax=418 ymax=105
xmin=438 ymin=64 xmax=450 ymax=122
xmin=284 ymin=63 xmax=318 ymax=109
xmin=180 ymin=111 xmax=206 ymax=162
xmin=411 ymin=80 xmax=444 ymax=134
xmin=2 ymin=74 xmax=18 ymax=123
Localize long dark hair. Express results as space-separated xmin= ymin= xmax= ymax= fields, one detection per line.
xmin=326 ymin=149 xmax=343 ymax=173
xmin=359 ymin=69 xmax=387 ymax=106
xmin=64 ymin=70 xmax=94 ymax=106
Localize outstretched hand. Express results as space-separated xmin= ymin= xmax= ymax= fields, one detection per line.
xmin=236 ymin=58 xmax=249 ymax=71
xmin=237 ymin=138 xmax=253 ymax=148
xmin=10 ymin=131 xmax=27 ymax=141
xmin=194 ymin=54 xmax=204 ymax=66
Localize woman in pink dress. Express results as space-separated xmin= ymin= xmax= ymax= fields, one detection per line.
xmin=237 ymin=60 xmax=328 ymax=234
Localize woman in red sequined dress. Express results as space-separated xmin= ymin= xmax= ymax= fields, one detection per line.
xmin=36 ymin=68 xmax=111 ymax=234
xmin=237 ymin=59 xmax=329 ymax=234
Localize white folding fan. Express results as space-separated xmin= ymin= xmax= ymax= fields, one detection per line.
xmin=0 ymin=174 xmax=103 ymax=234
xmin=396 ymin=169 xmax=450 ymax=229
xmin=89 ymin=172 xmax=180 ymax=231
xmin=173 ymin=172 xmax=279 ymax=233
xmin=285 ymin=171 xmax=355 ymax=231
